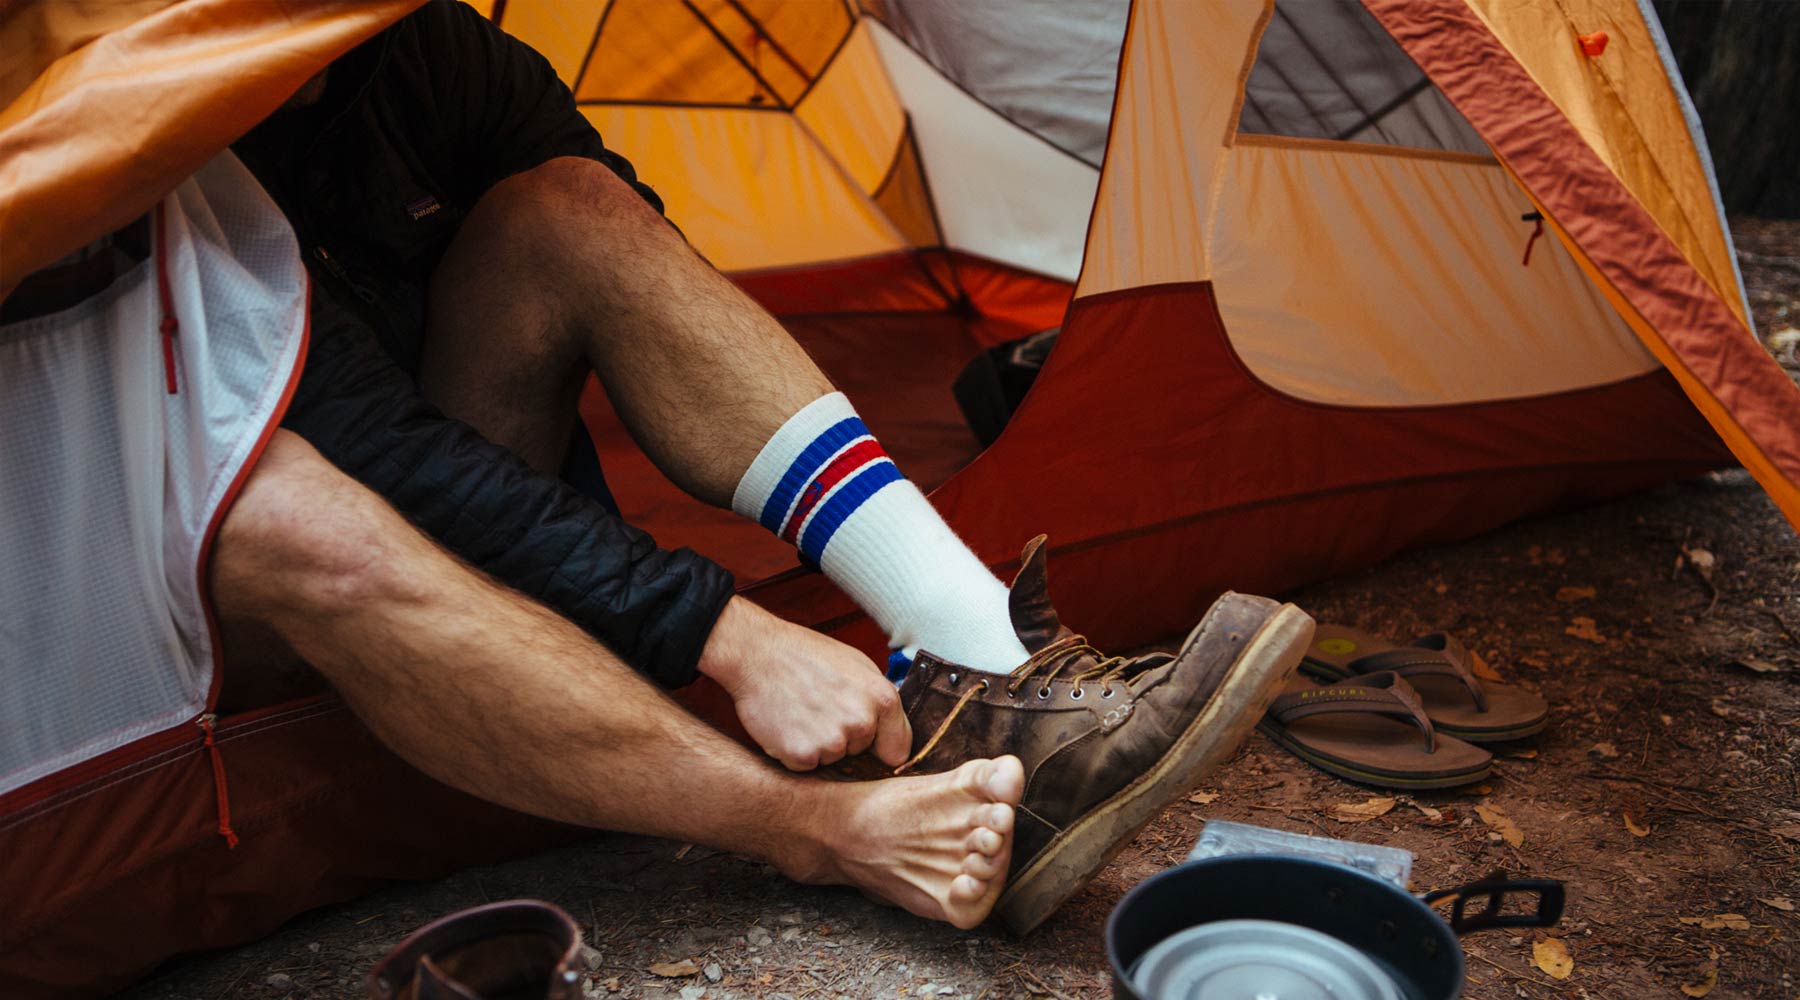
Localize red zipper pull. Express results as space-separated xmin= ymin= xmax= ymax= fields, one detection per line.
xmin=1520 ymin=211 xmax=1545 ymax=267
xmin=154 ymin=204 xmax=180 ymax=394
xmin=198 ymin=713 xmax=240 ymax=849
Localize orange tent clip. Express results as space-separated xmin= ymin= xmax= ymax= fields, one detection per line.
xmin=1579 ymin=31 xmax=1610 ymax=57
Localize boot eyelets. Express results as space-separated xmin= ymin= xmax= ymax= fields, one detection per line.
xmin=948 ymin=672 xmax=960 ymax=686
xmin=1069 ymin=686 xmax=1085 ymax=701
xmin=1101 ymin=686 xmax=1117 ymax=699
xmin=1037 ymin=687 xmax=1052 ymax=700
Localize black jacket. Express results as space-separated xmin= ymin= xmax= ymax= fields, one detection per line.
xmin=235 ymin=0 xmax=734 ymax=687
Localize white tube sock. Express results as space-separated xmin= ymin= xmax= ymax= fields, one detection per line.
xmin=732 ymin=393 xmax=1029 ymax=674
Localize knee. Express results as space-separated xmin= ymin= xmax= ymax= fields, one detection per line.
xmin=480 ymin=156 xmax=668 ymax=255
xmin=214 ymin=430 xmax=417 ymax=624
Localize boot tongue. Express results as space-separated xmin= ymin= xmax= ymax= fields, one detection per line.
xmin=1008 ymin=535 xmax=1075 ymax=653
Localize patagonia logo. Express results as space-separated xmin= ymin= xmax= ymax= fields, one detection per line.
xmin=406 ymin=195 xmax=442 ymax=220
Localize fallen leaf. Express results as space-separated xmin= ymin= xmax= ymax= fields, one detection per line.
xmin=1506 ymin=748 xmax=1539 ymax=760
xmin=1757 ymin=896 xmax=1794 ymax=912
xmin=1565 ymin=617 xmax=1606 ymax=643
xmin=1732 ymin=658 xmax=1785 ymax=674
xmin=1400 ymin=797 xmax=1443 ymax=821
xmin=1468 ymin=650 xmax=1505 ymax=682
xmin=673 ymin=843 xmax=694 ymax=860
xmin=1590 ymin=742 xmax=1620 ymax=759
xmin=1532 ymin=937 xmax=1573 ymax=980
xmin=1461 ymin=784 xmax=1494 ymax=797
xmin=1624 ymin=811 xmax=1651 ymax=837
xmin=602 ymin=978 xmax=621 ymax=993
xmin=1678 ymin=913 xmax=1750 ymax=930
xmin=1331 ymin=796 xmax=1397 ymax=823
xmin=1772 ymin=825 xmax=1800 ymax=842
xmin=1475 ymin=804 xmax=1524 ymax=847
xmin=1556 ymin=585 xmax=1597 ymax=603
xmin=1710 ymin=699 xmax=1736 ymax=720
xmin=649 ymin=960 xmax=701 ymax=978
xmin=1682 ymin=546 xmax=1717 ymax=582
xmin=1188 ymin=790 xmax=1219 ymax=805
xmin=1680 ymin=967 xmax=1717 ymax=997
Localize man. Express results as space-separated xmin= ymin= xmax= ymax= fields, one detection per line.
xmin=218 ymin=0 xmax=1310 ymax=933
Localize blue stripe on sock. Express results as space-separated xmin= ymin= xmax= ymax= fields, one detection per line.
xmin=886 ymin=649 xmax=912 ymax=684
xmin=796 ymin=460 xmax=903 ymax=563
xmin=758 ymin=417 xmax=869 ymax=532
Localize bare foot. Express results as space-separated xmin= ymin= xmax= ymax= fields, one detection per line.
xmin=791 ymin=756 xmax=1025 ymax=929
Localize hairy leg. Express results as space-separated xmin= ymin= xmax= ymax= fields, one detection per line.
xmin=210 ymin=431 xmax=1021 ymax=927
xmin=420 ymin=157 xmax=830 ymax=501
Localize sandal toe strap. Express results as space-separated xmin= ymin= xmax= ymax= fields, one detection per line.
xmin=1269 ymin=671 xmax=1437 ymax=752
xmin=1346 ymin=632 xmax=1488 ymax=712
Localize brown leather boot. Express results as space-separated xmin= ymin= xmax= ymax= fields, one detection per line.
xmin=893 ymin=536 xmax=1313 ymax=934
xmin=366 ymin=900 xmax=584 ymax=1000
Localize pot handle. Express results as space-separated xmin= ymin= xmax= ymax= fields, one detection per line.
xmin=1422 ymin=871 xmax=1565 ymax=935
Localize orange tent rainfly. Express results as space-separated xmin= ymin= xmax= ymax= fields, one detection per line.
xmin=3 ymin=1 xmax=1798 ymax=996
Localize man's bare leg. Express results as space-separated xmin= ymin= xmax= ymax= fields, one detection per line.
xmin=212 ymin=431 xmax=1023 ymax=928
xmin=420 ymin=157 xmax=828 ymax=497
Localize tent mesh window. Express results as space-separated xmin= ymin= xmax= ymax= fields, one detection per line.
xmin=1239 ymin=0 xmax=1488 ymax=154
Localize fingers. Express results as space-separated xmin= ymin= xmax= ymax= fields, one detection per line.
xmin=870 ymin=680 xmax=913 ymax=767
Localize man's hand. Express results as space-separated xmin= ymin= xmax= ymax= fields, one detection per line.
xmin=698 ymin=597 xmax=911 ymax=772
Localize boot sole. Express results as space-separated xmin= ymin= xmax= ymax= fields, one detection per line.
xmin=993 ymin=602 xmax=1315 ymax=935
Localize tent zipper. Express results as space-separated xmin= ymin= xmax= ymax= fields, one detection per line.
xmin=197 ymin=713 xmax=240 ymax=849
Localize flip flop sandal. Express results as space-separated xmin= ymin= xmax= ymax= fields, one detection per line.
xmin=1257 ymin=671 xmax=1493 ymax=790
xmin=1300 ymin=625 xmax=1549 ymax=742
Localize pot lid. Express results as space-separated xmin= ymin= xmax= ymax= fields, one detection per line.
xmin=1131 ymin=919 xmax=1406 ymax=1000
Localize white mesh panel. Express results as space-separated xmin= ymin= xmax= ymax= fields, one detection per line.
xmin=0 ymin=153 xmax=307 ymax=795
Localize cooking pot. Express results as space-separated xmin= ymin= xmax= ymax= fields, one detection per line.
xmin=1106 ymin=855 xmax=1564 ymax=1000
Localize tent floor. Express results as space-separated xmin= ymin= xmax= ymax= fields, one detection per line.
xmin=120 ymin=469 xmax=1800 ymax=1000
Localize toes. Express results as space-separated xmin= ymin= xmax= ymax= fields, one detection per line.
xmin=949 ymin=873 xmax=987 ymax=905
xmin=966 ymin=826 xmax=1003 ymax=855
xmin=985 ymin=755 xmax=1025 ymax=804
xmin=973 ymin=801 xmax=1015 ymax=836
xmin=961 ymin=849 xmax=1005 ymax=881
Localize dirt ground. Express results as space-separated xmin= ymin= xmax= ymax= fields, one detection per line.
xmin=124 ymin=222 xmax=1800 ymax=1000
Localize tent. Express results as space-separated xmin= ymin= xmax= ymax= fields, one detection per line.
xmin=3 ymin=1 xmax=1797 ymax=995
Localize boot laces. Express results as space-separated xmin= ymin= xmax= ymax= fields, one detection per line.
xmin=894 ymin=636 xmax=1153 ymax=774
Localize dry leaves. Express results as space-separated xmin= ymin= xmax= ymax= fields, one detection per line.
xmin=1732 ymin=658 xmax=1785 ymax=674
xmin=1532 ymin=937 xmax=1574 ymax=979
xmin=1681 ymin=967 xmax=1719 ymax=997
xmin=1400 ymin=796 xmax=1443 ymax=821
xmin=1505 ymin=748 xmax=1540 ymax=760
xmin=1624 ymin=811 xmax=1651 ymax=837
xmin=1468 ymin=651 xmax=1505 ymax=682
xmin=648 ymin=960 xmax=701 ymax=978
xmin=1680 ymin=545 xmax=1717 ymax=583
xmin=1474 ymin=804 xmax=1524 ymax=847
xmin=1331 ymin=796 xmax=1396 ymax=823
xmin=1556 ymin=585 xmax=1597 ymax=603
xmin=1565 ymin=617 xmax=1607 ymax=643
xmin=1757 ymin=896 xmax=1795 ymax=912
xmin=1590 ymin=742 xmax=1620 ymax=759
xmin=1187 ymin=790 xmax=1219 ymax=805
xmin=1679 ymin=913 xmax=1751 ymax=930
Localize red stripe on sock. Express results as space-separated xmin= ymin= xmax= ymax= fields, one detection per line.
xmin=781 ymin=438 xmax=888 ymax=543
